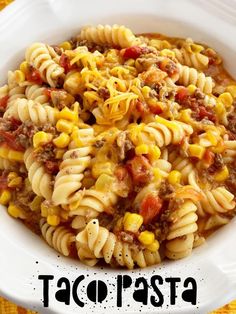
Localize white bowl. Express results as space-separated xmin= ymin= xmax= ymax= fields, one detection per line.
xmin=0 ymin=0 xmax=236 ymax=313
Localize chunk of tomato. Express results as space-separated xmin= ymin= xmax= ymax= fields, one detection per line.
xmin=175 ymin=87 xmax=189 ymax=102
xmin=140 ymin=194 xmax=163 ymax=224
xmin=123 ymin=46 xmax=146 ymax=59
xmin=0 ymin=96 xmax=9 ymax=109
xmin=203 ymin=149 xmax=214 ymax=165
xmin=26 ymin=67 xmax=43 ymax=84
xmin=59 ymin=53 xmax=72 ymax=73
xmin=126 ymin=155 xmax=151 ymax=184
xmin=0 ymin=131 xmax=24 ymax=151
xmin=0 ymin=175 xmax=8 ymax=190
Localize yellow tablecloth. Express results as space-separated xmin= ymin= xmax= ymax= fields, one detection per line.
xmin=0 ymin=0 xmax=235 ymax=313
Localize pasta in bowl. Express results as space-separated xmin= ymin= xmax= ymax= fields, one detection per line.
xmin=0 ymin=23 xmax=236 ymax=271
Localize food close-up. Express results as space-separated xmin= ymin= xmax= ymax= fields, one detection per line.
xmin=0 ymin=24 xmax=235 ymax=272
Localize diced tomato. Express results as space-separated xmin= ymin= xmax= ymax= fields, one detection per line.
xmin=140 ymin=194 xmax=163 ymax=224
xmin=0 ymin=96 xmax=9 ymax=109
xmin=149 ymin=103 xmax=163 ymax=115
xmin=198 ymin=106 xmax=216 ymax=122
xmin=123 ymin=46 xmax=147 ymax=59
xmin=43 ymin=88 xmax=58 ymax=98
xmin=26 ymin=67 xmax=43 ymax=84
xmin=0 ymin=175 xmax=8 ymax=190
xmin=136 ymin=100 xmax=149 ymax=115
xmin=45 ymin=160 xmax=59 ymax=175
xmin=115 ymin=166 xmax=129 ymax=181
xmin=0 ymin=131 xmax=24 ymax=151
xmin=126 ymin=155 xmax=151 ymax=184
xmin=175 ymin=87 xmax=189 ymax=102
xmin=203 ymin=149 xmax=215 ymax=165
xmin=9 ymin=118 xmax=22 ymax=130
xmin=59 ymin=54 xmax=72 ymax=73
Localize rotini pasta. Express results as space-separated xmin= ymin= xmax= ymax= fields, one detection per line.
xmin=76 ymin=219 xmax=161 ymax=269
xmin=80 ymin=24 xmax=141 ymax=48
xmin=24 ymin=148 xmax=53 ymax=200
xmin=4 ymin=98 xmax=59 ymax=125
xmin=25 ymin=43 xmax=64 ymax=87
xmin=40 ymin=218 xmax=75 ymax=256
xmin=0 ymin=25 xmax=235 ymax=270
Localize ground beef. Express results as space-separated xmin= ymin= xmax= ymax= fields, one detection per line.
xmin=34 ymin=143 xmax=55 ymax=163
xmin=93 ymin=139 xmax=105 ymax=148
xmin=115 ymin=131 xmax=134 ymax=161
xmin=118 ymin=231 xmax=135 ymax=244
xmin=97 ymin=87 xmax=110 ymax=100
xmin=208 ymin=153 xmax=224 ymax=174
xmin=13 ymin=121 xmax=38 ymax=148
xmin=50 ymin=90 xmax=75 ymax=110
xmin=194 ymin=89 xmax=205 ymax=99
xmin=158 ymin=181 xmax=174 ymax=199
xmin=74 ymin=38 xmax=110 ymax=53
xmin=227 ymin=105 xmax=236 ymax=134
xmin=44 ymin=160 xmax=59 ymax=175
xmin=52 ymin=45 xmax=62 ymax=56
xmin=226 ymin=164 xmax=236 ymax=194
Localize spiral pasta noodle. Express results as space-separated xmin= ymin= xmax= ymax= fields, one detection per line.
xmin=52 ymin=146 xmax=93 ymax=205
xmin=40 ymin=218 xmax=75 ymax=256
xmin=165 ymin=200 xmax=198 ymax=260
xmin=4 ymin=98 xmax=59 ymax=125
xmin=80 ymin=24 xmax=141 ymax=48
xmin=76 ymin=219 xmax=161 ymax=269
xmin=25 ymin=43 xmax=64 ymax=87
xmin=24 ymin=148 xmax=53 ymax=200
xmin=177 ymin=64 xmax=214 ymax=93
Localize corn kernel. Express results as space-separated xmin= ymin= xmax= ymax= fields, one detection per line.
xmin=59 ymin=41 xmax=72 ymax=50
xmin=33 ymin=131 xmax=53 ymax=148
xmin=187 ymin=84 xmax=197 ymax=95
xmin=168 ymin=170 xmax=181 ymax=185
xmin=8 ymin=150 xmax=24 ymax=162
xmin=41 ymin=203 xmax=48 ymax=217
xmin=218 ymin=92 xmax=233 ymax=108
xmin=95 ymin=174 xmax=114 ymax=191
xmin=92 ymin=162 xmax=115 ymax=178
xmin=19 ymin=61 xmax=29 ymax=74
xmin=47 ymin=215 xmax=60 ymax=226
xmin=14 ymin=70 xmax=25 ymax=83
xmin=160 ymin=49 xmax=175 ymax=58
xmin=30 ymin=196 xmax=43 ymax=211
xmin=55 ymin=148 xmax=66 ymax=159
xmin=211 ymin=139 xmax=225 ymax=153
xmin=215 ymin=100 xmax=225 ymax=116
xmin=123 ymin=212 xmax=143 ymax=233
xmin=0 ymin=190 xmax=11 ymax=205
xmin=149 ymin=145 xmax=161 ymax=161
xmin=141 ymin=86 xmax=151 ymax=98
xmin=146 ymin=240 xmax=160 ymax=252
xmin=135 ymin=144 xmax=149 ymax=155
xmin=206 ymin=131 xmax=218 ymax=146
xmin=53 ymin=132 xmax=70 ymax=148
xmin=226 ymin=85 xmax=236 ymax=98
xmin=8 ymin=203 xmax=25 ymax=219
xmin=59 ymin=107 xmax=78 ymax=121
xmin=8 ymin=176 xmax=22 ymax=188
xmin=179 ymin=109 xmax=192 ymax=123
xmin=56 ymin=119 xmax=74 ymax=134
xmin=153 ymin=168 xmax=162 ymax=181
xmin=214 ymin=166 xmax=229 ymax=182
xmin=188 ymin=144 xmax=206 ymax=159
xmin=138 ymin=231 xmax=155 ymax=245
xmin=0 ymin=147 xmax=9 ymax=159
